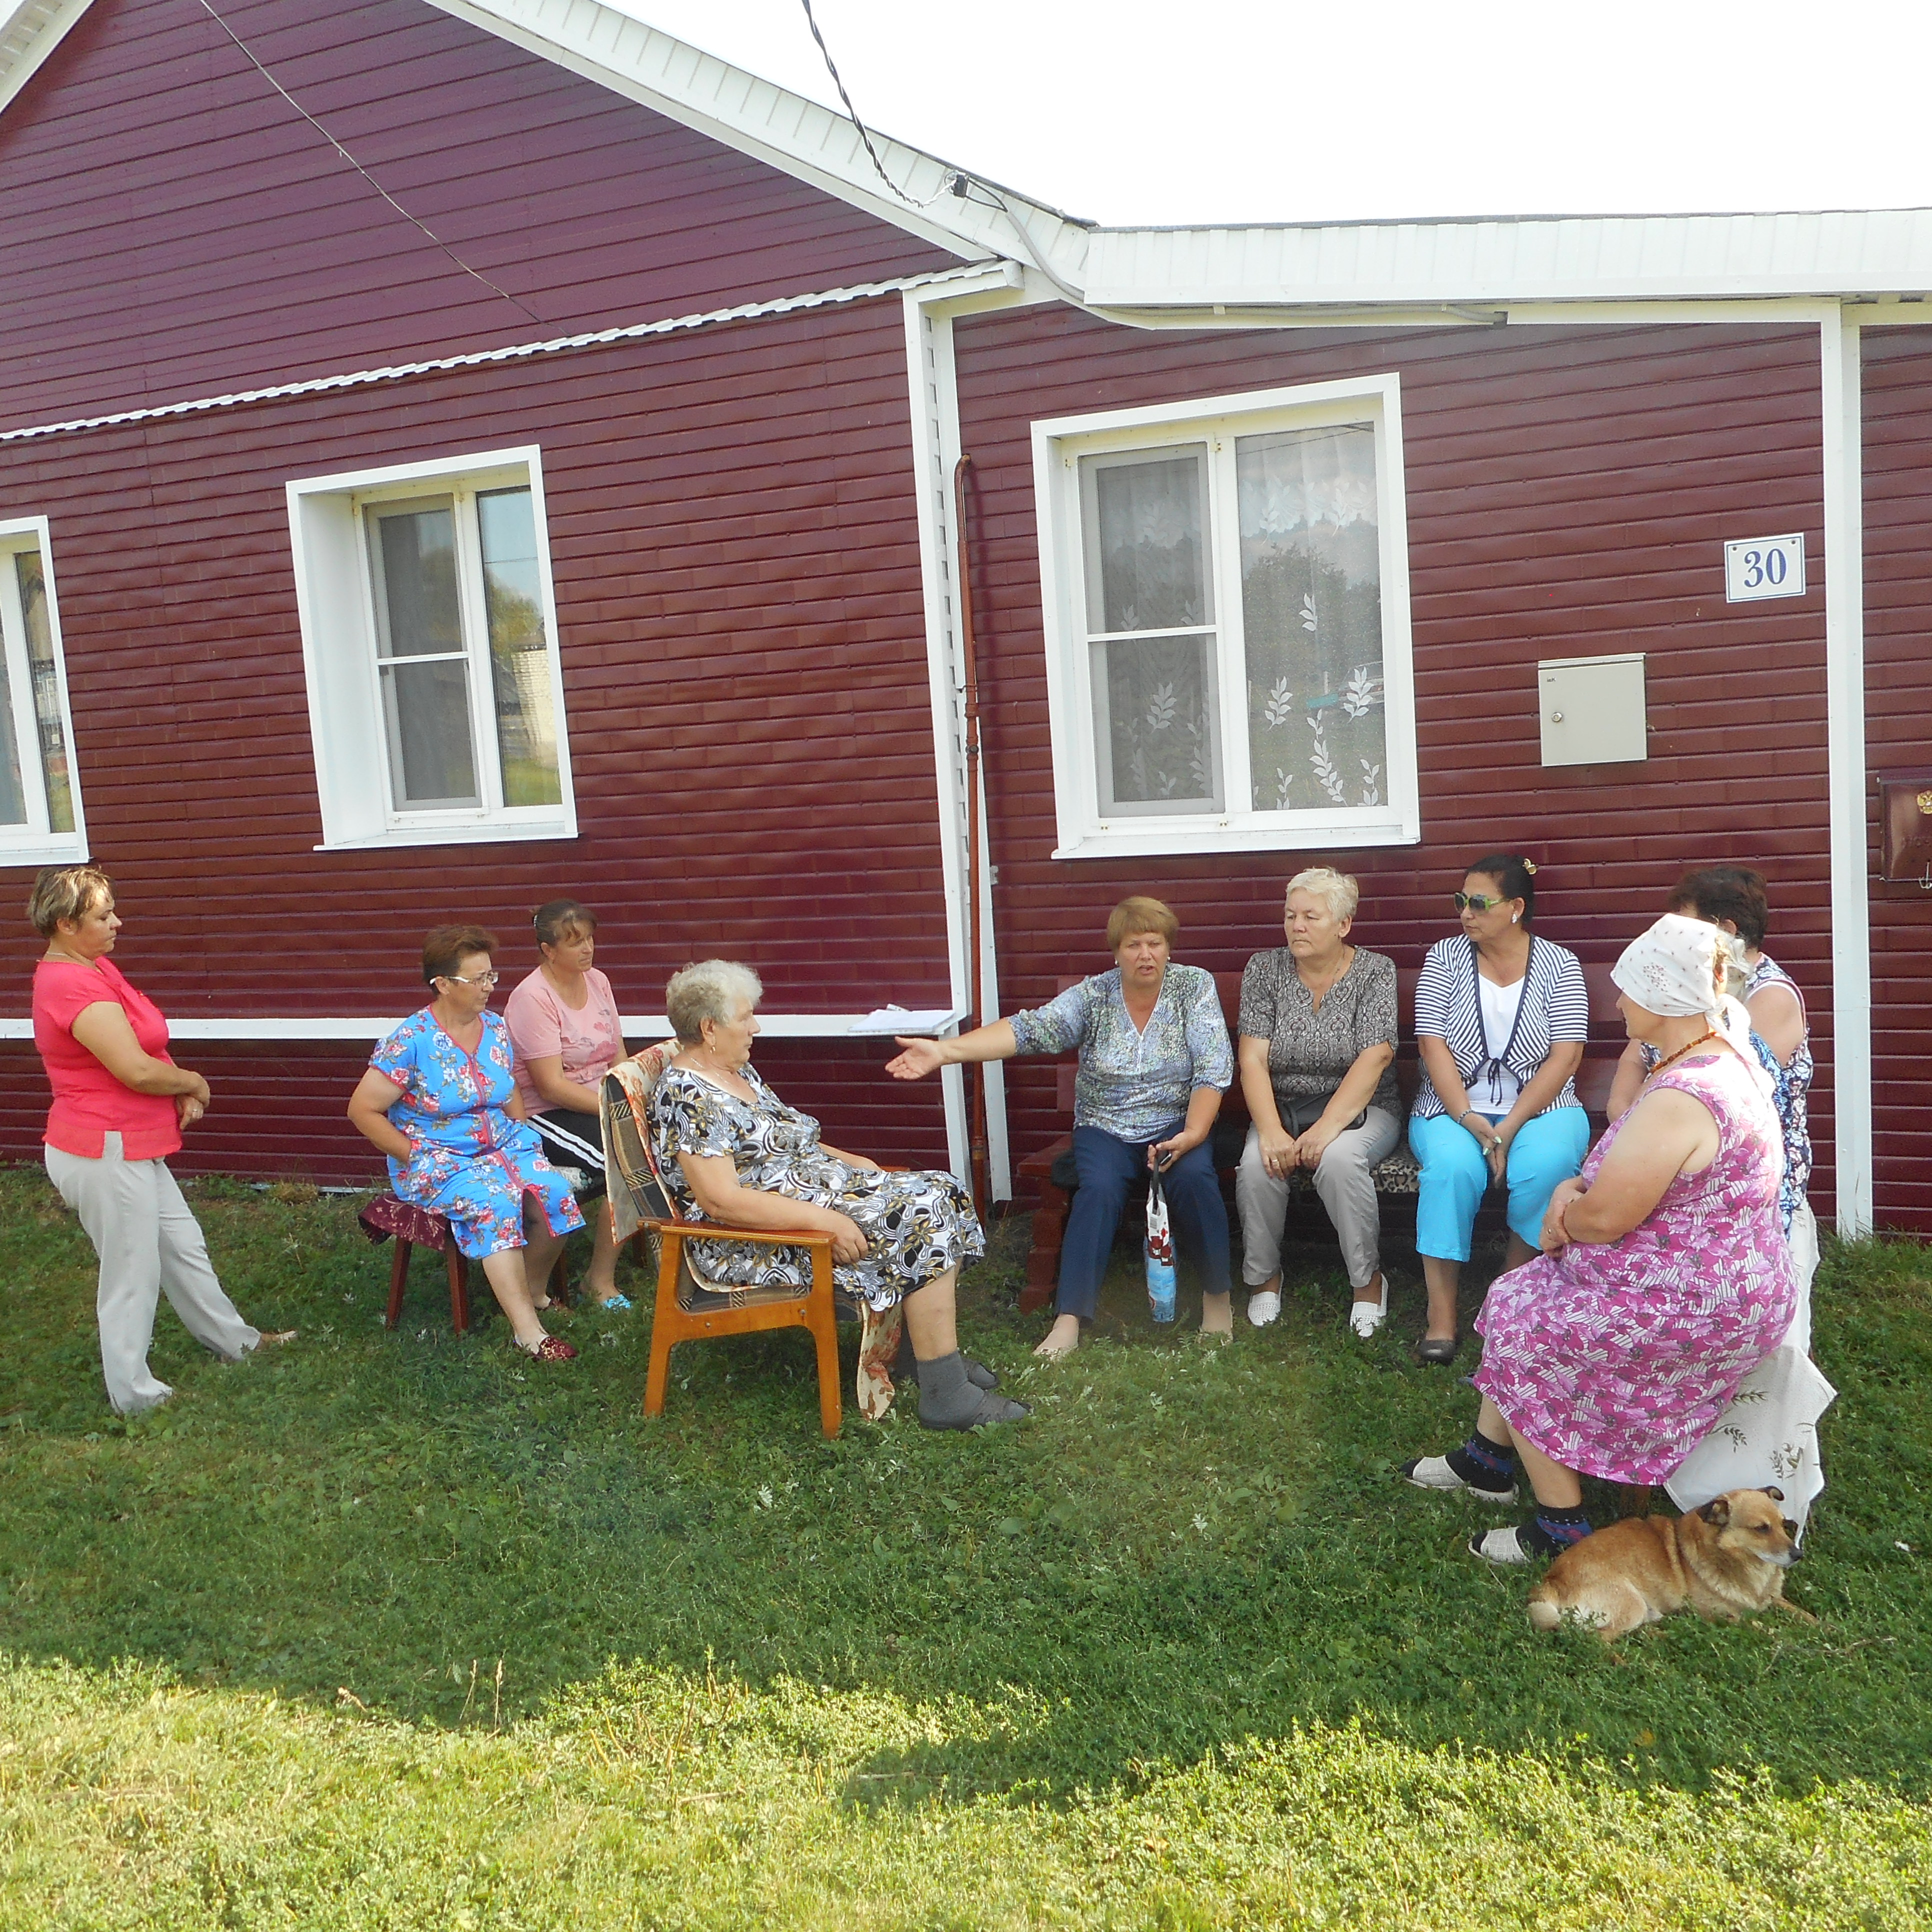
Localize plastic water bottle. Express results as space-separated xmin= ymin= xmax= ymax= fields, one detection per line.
xmin=1145 ymin=1170 xmax=1178 ymax=1324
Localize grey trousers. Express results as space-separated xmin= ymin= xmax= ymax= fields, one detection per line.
xmin=1236 ymin=1104 xmax=1402 ymax=1292
xmin=45 ymin=1134 xmax=260 ymax=1414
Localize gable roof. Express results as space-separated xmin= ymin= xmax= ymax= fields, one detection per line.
xmin=8 ymin=0 xmax=1932 ymax=308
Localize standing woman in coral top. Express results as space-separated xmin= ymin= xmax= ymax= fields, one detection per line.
xmin=28 ymin=866 xmax=293 ymax=1414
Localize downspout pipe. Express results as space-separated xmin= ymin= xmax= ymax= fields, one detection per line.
xmin=952 ymin=452 xmax=989 ymax=1219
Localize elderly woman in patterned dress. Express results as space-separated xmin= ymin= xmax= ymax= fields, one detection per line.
xmin=1606 ymin=865 xmax=1832 ymax=1529
xmin=888 ymin=895 xmax=1233 ymax=1359
xmin=348 ymin=924 xmax=582 ymax=1362
xmin=650 ymin=960 xmax=1025 ymax=1432
xmin=1402 ymin=916 xmax=1796 ymax=1566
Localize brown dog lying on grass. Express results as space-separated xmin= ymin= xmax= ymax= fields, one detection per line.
xmin=1527 ymin=1486 xmax=1818 ymax=1640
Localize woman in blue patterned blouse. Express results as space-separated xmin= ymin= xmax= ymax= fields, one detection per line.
xmin=887 ymin=896 xmax=1234 ymax=1357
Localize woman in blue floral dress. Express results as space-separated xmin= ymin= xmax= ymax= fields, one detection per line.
xmin=350 ymin=924 xmax=582 ymax=1361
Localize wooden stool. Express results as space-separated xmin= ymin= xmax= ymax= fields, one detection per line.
xmin=358 ymin=1194 xmax=472 ymax=1334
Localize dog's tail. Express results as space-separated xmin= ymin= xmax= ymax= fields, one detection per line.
xmin=1526 ymin=1591 xmax=1561 ymax=1632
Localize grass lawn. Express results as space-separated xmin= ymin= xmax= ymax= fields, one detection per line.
xmin=0 ymin=1168 xmax=1926 ymax=1928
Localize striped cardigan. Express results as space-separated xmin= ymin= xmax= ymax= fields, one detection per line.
xmin=1410 ymin=933 xmax=1590 ymax=1121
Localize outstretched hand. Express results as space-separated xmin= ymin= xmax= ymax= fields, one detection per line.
xmin=884 ymin=1036 xmax=944 ymax=1080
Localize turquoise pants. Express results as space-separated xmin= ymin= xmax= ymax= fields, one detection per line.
xmin=1410 ymin=1106 xmax=1590 ymax=1262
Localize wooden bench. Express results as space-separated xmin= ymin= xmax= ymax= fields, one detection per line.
xmin=1014 ymin=962 xmax=1626 ymax=1314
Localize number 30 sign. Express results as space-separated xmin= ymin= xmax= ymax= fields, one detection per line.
xmin=1724 ymin=532 xmax=1806 ymax=602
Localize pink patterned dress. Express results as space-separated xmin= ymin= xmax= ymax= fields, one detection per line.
xmin=1474 ymin=1047 xmax=1796 ymax=1484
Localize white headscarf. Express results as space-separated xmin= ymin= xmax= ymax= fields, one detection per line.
xmin=1612 ymin=913 xmax=1757 ymax=1062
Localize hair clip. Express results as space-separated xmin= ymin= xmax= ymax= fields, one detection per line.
xmin=1522 ymin=858 xmax=1538 ymax=874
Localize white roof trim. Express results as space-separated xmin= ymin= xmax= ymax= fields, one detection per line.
xmin=0 ymin=262 xmax=1002 ymax=444
xmin=424 ymin=0 xmax=1090 ymax=282
xmin=10 ymin=0 xmax=1932 ymax=308
xmin=1082 ymin=212 xmax=1932 ymax=307
xmin=0 ymin=0 xmax=87 ymax=117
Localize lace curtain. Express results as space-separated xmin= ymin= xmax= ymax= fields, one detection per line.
xmin=1083 ymin=451 xmax=1222 ymax=812
xmin=1238 ymin=425 xmax=1386 ymax=810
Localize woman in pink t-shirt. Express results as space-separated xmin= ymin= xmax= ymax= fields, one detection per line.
xmin=504 ymin=898 xmax=640 ymax=1307
xmin=28 ymin=866 xmax=294 ymax=1414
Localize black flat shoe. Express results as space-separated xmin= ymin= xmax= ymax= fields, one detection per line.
xmin=1416 ymin=1334 xmax=1460 ymax=1366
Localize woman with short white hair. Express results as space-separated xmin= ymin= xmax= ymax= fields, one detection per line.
xmin=1236 ymin=866 xmax=1401 ymax=1335
xmin=651 ymin=961 xmax=1024 ymax=1432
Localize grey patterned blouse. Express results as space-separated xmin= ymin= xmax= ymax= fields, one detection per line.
xmin=1008 ymin=963 xmax=1233 ymax=1144
xmin=1236 ymin=946 xmax=1402 ymax=1116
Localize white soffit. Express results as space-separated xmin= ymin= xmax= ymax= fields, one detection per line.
xmin=0 ymin=0 xmax=87 ymax=116
xmin=1084 ymin=210 xmax=1932 ymax=308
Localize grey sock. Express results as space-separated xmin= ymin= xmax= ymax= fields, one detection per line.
xmin=894 ymin=1329 xmax=996 ymax=1389
xmin=914 ymin=1350 xmax=1028 ymax=1431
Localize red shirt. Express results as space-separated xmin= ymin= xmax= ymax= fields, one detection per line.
xmin=33 ymin=956 xmax=182 ymax=1159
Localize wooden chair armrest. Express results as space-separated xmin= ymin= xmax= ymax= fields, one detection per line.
xmin=644 ymin=1218 xmax=834 ymax=1250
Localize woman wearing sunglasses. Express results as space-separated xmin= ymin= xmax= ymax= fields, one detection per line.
xmin=348 ymin=924 xmax=583 ymax=1361
xmin=1407 ymin=855 xmax=1590 ymax=1362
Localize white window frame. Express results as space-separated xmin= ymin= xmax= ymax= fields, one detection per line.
xmin=1032 ymin=374 xmax=1420 ymax=859
xmin=286 ymin=445 xmax=576 ymax=850
xmin=0 ymin=516 xmax=88 ymax=865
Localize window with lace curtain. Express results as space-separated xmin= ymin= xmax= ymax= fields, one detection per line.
xmin=1033 ymin=374 xmax=1418 ymax=858
xmin=0 ymin=518 xmax=87 ymax=864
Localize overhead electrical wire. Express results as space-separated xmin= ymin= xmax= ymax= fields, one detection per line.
xmin=193 ymin=0 xmax=544 ymax=325
xmin=794 ymin=0 xmax=1086 ymax=304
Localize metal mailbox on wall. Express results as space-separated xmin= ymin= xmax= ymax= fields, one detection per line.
xmin=1875 ymin=769 xmax=1932 ymax=885
xmin=1538 ymin=653 xmax=1648 ymax=767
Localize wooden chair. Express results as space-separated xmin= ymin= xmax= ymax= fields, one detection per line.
xmin=600 ymin=1056 xmax=845 ymax=1438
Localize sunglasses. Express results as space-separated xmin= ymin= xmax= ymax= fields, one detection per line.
xmin=1452 ymin=892 xmax=1516 ymax=914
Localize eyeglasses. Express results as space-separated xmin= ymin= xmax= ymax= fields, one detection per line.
xmin=440 ymin=969 xmax=500 ymax=988
xmin=1452 ymin=893 xmax=1515 ymax=914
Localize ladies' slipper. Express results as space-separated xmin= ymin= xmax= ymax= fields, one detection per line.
xmin=514 ymin=1334 xmax=578 ymax=1363
xmin=1246 ymin=1290 xmax=1282 ymax=1328
xmin=1416 ymin=1334 xmax=1460 ymax=1366
xmin=1400 ymin=1454 xmax=1518 ymax=1506
xmin=1468 ymin=1524 xmax=1536 ymax=1564
xmin=592 ymin=1293 xmax=634 ymax=1312
xmin=1348 ymin=1274 xmax=1389 ymax=1338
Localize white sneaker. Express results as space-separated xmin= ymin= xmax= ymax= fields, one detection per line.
xmin=1346 ymin=1274 xmax=1388 ymax=1338
xmin=1246 ymin=1290 xmax=1282 ymax=1328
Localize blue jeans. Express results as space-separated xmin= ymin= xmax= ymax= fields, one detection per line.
xmin=1410 ymin=1106 xmax=1590 ymax=1262
xmin=1058 ymin=1125 xmax=1232 ymax=1322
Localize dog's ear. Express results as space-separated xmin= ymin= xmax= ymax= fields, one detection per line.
xmin=1698 ymin=1496 xmax=1732 ymax=1527
xmin=1761 ymin=1486 xmax=1785 ymax=1502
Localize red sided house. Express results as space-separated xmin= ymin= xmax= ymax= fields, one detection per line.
xmin=0 ymin=0 xmax=1928 ymax=1232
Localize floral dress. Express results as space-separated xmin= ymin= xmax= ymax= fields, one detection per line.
xmin=1474 ymin=1047 xmax=1796 ymax=1484
xmin=650 ymin=1062 xmax=984 ymax=1310
xmin=370 ymin=1007 xmax=583 ymax=1260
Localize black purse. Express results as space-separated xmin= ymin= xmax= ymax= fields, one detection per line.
xmin=1282 ymin=1090 xmax=1367 ymax=1136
